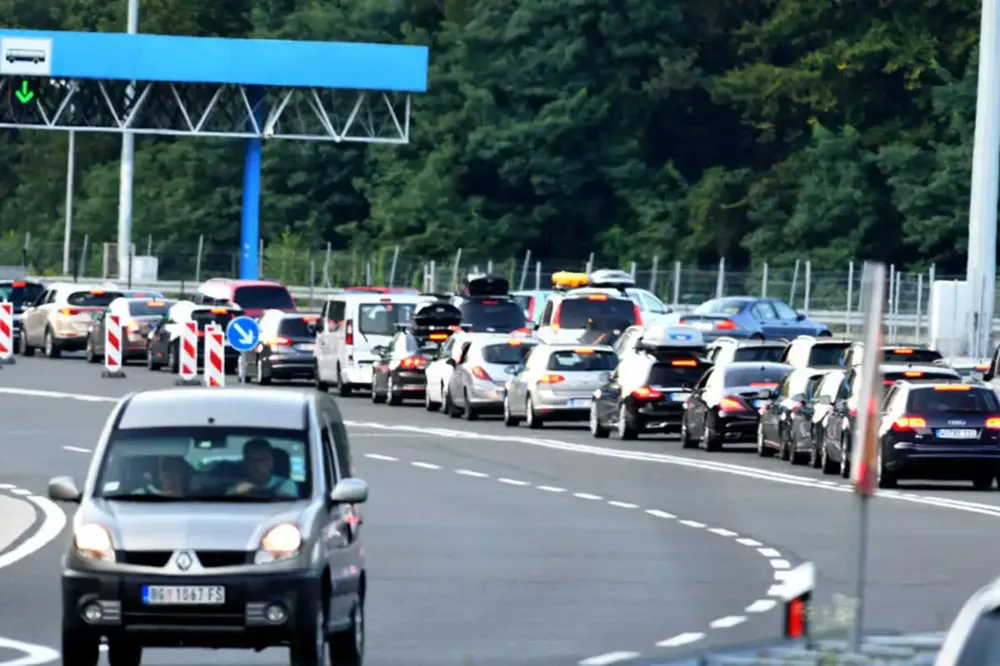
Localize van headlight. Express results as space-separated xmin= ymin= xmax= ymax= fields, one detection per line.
xmin=74 ymin=524 xmax=115 ymax=563
xmin=255 ymin=523 xmax=302 ymax=564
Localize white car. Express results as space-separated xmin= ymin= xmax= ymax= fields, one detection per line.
xmin=424 ymin=332 xmax=469 ymax=411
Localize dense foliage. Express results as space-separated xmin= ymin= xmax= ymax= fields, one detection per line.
xmin=0 ymin=0 xmax=984 ymax=274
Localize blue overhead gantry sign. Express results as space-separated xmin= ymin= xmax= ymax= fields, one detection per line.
xmin=0 ymin=29 xmax=429 ymax=279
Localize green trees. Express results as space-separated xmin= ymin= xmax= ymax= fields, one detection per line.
xmin=0 ymin=0 xmax=984 ymax=274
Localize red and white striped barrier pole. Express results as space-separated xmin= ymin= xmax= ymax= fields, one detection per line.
xmin=100 ymin=314 xmax=126 ymax=378
xmin=175 ymin=320 xmax=199 ymax=386
xmin=203 ymin=324 xmax=225 ymax=387
xmin=0 ymin=303 xmax=14 ymax=366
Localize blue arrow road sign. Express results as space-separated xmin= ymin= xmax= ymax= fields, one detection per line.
xmin=226 ymin=316 xmax=260 ymax=352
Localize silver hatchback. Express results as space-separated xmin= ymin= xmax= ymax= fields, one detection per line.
xmin=49 ymin=387 xmax=369 ymax=666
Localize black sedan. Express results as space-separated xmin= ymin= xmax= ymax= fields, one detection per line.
xmin=0 ymin=280 xmax=44 ymax=354
xmin=681 ymin=361 xmax=791 ymax=451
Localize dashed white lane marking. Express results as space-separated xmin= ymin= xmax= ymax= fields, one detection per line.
xmin=63 ymin=446 xmax=91 ymax=453
xmin=578 ymin=652 xmax=641 ymax=666
xmin=9 ymin=489 xmax=31 ymax=496
xmin=362 ymin=452 xmax=790 ymax=665
xmin=656 ymin=632 xmax=705 ymax=648
xmin=0 ymin=484 xmax=14 ymax=490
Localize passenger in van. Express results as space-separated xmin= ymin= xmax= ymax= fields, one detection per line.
xmin=228 ymin=438 xmax=298 ymax=498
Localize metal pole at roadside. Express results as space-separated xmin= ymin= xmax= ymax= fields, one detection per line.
xmin=847 ymin=261 xmax=886 ymax=652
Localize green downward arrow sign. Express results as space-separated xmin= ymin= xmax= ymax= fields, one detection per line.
xmin=14 ymin=81 xmax=34 ymax=104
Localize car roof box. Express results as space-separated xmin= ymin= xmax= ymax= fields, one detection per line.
xmin=462 ymin=274 xmax=509 ymax=298
xmin=588 ymin=269 xmax=635 ymax=289
xmin=411 ymin=302 xmax=463 ymax=329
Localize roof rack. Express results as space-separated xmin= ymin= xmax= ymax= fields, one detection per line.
xmin=588 ymin=268 xmax=635 ymax=289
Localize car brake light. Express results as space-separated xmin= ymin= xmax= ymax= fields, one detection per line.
xmin=379 ymin=298 xmax=392 ymax=303
xmin=719 ymin=397 xmax=745 ymax=411
xmin=345 ymin=320 xmax=354 ymax=346
xmin=631 ymin=387 xmax=662 ymax=399
xmin=551 ymin=304 xmax=561 ymax=331
xmin=209 ymin=307 xmax=228 ymax=314
xmin=893 ymin=348 xmax=913 ymax=354
xmin=750 ymin=382 xmax=778 ymax=388
xmin=633 ymin=302 xmax=643 ymax=326
xmin=538 ymin=373 xmax=564 ymax=384
xmin=903 ymin=371 xmax=923 ymax=377
xmin=270 ymin=336 xmax=292 ymax=346
xmin=671 ymin=359 xmax=697 ymax=367
xmin=715 ymin=319 xmax=737 ymax=331
xmin=401 ymin=356 xmax=428 ymax=370
xmin=428 ymin=332 xmax=449 ymax=341
xmin=90 ymin=289 xmax=105 ymax=295
xmin=11 ymin=281 xmax=25 ymax=287
xmin=849 ymin=409 xmax=857 ymax=417
xmin=302 ymin=315 xmax=319 ymax=322
xmin=586 ymin=294 xmax=608 ymax=301
xmin=508 ymin=339 xmax=523 ymax=346
xmin=527 ymin=297 xmax=536 ymax=320
xmin=512 ymin=327 xmax=532 ymax=335
xmin=892 ymin=416 xmax=928 ymax=431
xmin=883 ymin=380 xmax=895 ymax=386
xmin=482 ymin=300 xmax=499 ymax=305
xmin=986 ymin=417 xmax=1000 ymax=429
xmin=573 ymin=348 xmax=594 ymax=354
xmin=471 ymin=365 xmax=492 ymax=380
xmin=59 ymin=308 xmax=82 ymax=316
xmin=933 ymin=385 xmax=970 ymax=391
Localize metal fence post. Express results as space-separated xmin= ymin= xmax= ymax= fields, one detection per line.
xmin=195 ymin=235 xmax=204 ymax=284
xmin=790 ymin=260 xmax=801 ymax=306
xmin=846 ymin=261 xmax=855 ymax=335
xmin=388 ymin=246 xmax=400 ymax=287
xmin=803 ymin=261 xmax=812 ymax=315
xmin=518 ymin=250 xmax=531 ymax=290
xmin=887 ymin=265 xmax=896 ymax=341
xmin=761 ymin=262 xmax=769 ymax=297
xmin=650 ymin=256 xmax=659 ymax=295
xmin=672 ymin=261 xmax=681 ymax=307
xmin=715 ymin=258 xmax=725 ymax=299
xmin=915 ymin=273 xmax=924 ymax=343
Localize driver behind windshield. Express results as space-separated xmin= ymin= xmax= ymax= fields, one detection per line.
xmin=135 ymin=456 xmax=190 ymax=497
xmin=228 ymin=438 xmax=298 ymax=498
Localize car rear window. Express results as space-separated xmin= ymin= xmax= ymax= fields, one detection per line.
xmin=724 ymin=365 xmax=790 ymax=387
xmin=0 ymin=282 xmax=44 ymax=309
xmin=68 ymin=290 xmax=123 ymax=307
xmin=546 ymin=349 xmax=618 ymax=371
xmin=128 ymin=299 xmax=172 ymax=316
xmin=460 ymin=300 xmax=525 ymax=332
xmin=233 ymin=285 xmax=295 ymax=310
xmin=358 ymin=303 xmax=417 ymax=336
xmin=882 ymin=348 xmax=943 ymax=364
xmin=807 ymin=343 xmax=850 ymax=366
xmin=192 ymin=310 xmax=236 ymax=328
xmin=647 ymin=361 xmax=709 ymax=386
xmin=278 ymin=316 xmax=318 ymax=339
xmin=907 ymin=387 xmax=999 ymax=412
xmin=732 ymin=346 xmax=785 ymax=362
xmin=557 ymin=297 xmax=635 ymax=329
xmin=883 ymin=370 xmax=959 ymax=385
xmin=692 ymin=298 xmax=747 ymax=316
xmin=482 ymin=342 xmax=537 ymax=365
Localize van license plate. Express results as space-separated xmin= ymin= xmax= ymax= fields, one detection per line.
xmin=142 ymin=585 xmax=225 ymax=605
xmin=937 ymin=429 xmax=978 ymax=439
xmin=568 ymin=399 xmax=587 ymax=407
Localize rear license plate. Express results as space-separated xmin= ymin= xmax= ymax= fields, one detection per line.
xmin=752 ymin=400 xmax=763 ymax=408
xmin=937 ymin=429 xmax=978 ymax=439
xmin=142 ymin=585 xmax=225 ymax=605
xmin=568 ymin=399 xmax=588 ymax=407
xmin=690 ymin=322 xmax=713 ymax=331
xmin=297 ymin=343 xmax=315 ymax=352
xmin=670 ymin=393 xmax=691 ymax=401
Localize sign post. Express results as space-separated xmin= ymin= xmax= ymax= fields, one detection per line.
xmin=847 ymin=262 xmax=887 ymax=652
xmin=226 ymin=316 xmax=260 ymax=385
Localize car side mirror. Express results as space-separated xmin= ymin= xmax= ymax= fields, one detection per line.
xmin=446 ymin=358 xmax=456 ymax=367
xmin=329 ymin=478 xmax=368 ymax=505
xmin=796 ymin=312 xmax=807 ymax=321
xmin=48 ymin=475 xmax=82 ymax=503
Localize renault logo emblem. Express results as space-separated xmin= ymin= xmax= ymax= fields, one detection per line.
xmin=176 ymin=551 xmax=193 ymax=570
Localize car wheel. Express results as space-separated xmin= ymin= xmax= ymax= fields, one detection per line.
xmin=756 ymin=423 xmax=774 ymax=457
xmin=525 ymin=396 xmax=543 ymax=429
xmin=820 ymin=439 xmax=837 ymax=475
xmin=289 ymin=600 xmax=325 ymax=666
xmin=146 ymin=344 xmax=160 ymax=371
xmin=371 ymin=377 xmax=386 ymax=404
xmin=808 ymin=432 xmax=823 ymax=469
xmin=839 ymin=438 xmax=851 ymax=478
xmin=876 ymin=449 xmax=897 ymax=489
xmin=973 ymin=474 xmax=994 ymax=491
xmin=425 ymin=386 xmax=441 ymax=411
xmin=590 ymin=402 xmax=609 ymax=438
xmin=444 ymin=389 xmax=459 ymax=418
xmin=167 ymin=342 xmax=180 ymax=374
xmin=257 ymin=358 xmax=271 ymax=385
xmin=337 ymin=364 xmax=353 ymax=397
xmin=700 ymin=415 xmax=721 ymax=451
xmin=328 ymin=594 xmax=364 ymax=666
xmin=62 ymin=628 xmax=99 ymax=666
xmin=107 ymin=637 xmax=142 ymax=666
xmin=680 ymin=418 xmax=697 ymax=449
xmin=12 ymin=330 xmax=21 ymax=355
xmin=462 ymin=389 xmax=478 ymax=420
xmin=44 ymin=327 xmax=61 ymax=358
xmin=617 ymin=404 xmax=637 ymax=440
xmin=20 ymin=329 xmax=33 ymax=356
xmin=85 ymin=337 xmax=98 ymax=364
xmin=778 ymin=428 xmax=792 ymax=461
xmin=388 ymin=378 xmax=403 ymax=406
xmin=315 ymin=362 xmax=330 ymax=392
xmin=502 ymin=395 xmax=521 ymax=427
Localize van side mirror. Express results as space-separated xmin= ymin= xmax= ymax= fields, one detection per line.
xmin=329 ymin=478 xmax=368 ymax=505
xmin=48 ymin=476 xmax=82 ymax=503
xmin=796 ymin=312 xmax=807 ymax=321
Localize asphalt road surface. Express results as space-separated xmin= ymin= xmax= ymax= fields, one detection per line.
xmin=3 ymin=354 xmax=1000 ymax=665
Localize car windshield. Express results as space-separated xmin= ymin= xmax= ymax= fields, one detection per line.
xmin=95 ymin=427 xmax=311 ymax=502
xmin=692 ymin=298 xmax=748 ymax=316
xmin=724 ymin=365 xmax=790 ymax=387
xmin=647 ymin=361 xmax=709 ymax=386
xmin=233 ymin=285 xmax=295 ymax=310
xmin=908 ymin=387 xmax=999 ymax=413
xmin=807 ymin=343 xmax=850 ymax=366
xmin=460 ymin=300 xmax=526 ymax=332
xmin=278 ymin=316 xmax=318 ymax=339
xmin=558 ymin=297 xmax=635 ymax=329
xmin=358 ymin=303 xmax=417 ymax=336
xmin=546 ymin=349 xmax=618 ymax=371
xmin=882 ymin=348 xmax=944 ymax=364
xmin=128 ymin=299 xmax=172 ymax=316
xmin=68 ymin=291 xmax=123 ymax=307
xmin=0 ymin=282 xmax=44 ymax=309
xmin=482 ymin=342 xmax=537 ymax=364
xmin=732 ymin=346 xmax=785 ymax=362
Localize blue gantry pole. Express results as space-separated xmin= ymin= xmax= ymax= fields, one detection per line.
xmin=240 ymin=86 xmax=264 ymax=279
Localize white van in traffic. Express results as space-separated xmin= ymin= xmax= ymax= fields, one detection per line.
xmin=314 ymin=293 xmax=422 ymax=396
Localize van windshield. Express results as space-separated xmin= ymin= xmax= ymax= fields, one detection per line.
xmin=358 ymin=303 xmax=417 ymax=336
xmin=233 ymin=286 xmax=295 ymax=310
xmin=558 ymin=297 xmax=636 ymax=330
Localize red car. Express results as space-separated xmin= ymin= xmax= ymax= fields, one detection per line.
xmin=192 ymin=278 xmax=296 ymax=318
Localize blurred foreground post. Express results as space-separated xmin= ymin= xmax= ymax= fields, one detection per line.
xmin=847 ymin=261 xmax=886 ymax=652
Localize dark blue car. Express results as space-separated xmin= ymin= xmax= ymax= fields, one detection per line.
xmin=677 ymin=297 xmax=831 ymax=341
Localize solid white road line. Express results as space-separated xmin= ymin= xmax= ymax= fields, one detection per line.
xmin=656 ymin=632 xmax=705 ymax=648
xmin=578 ymin=652 xmax=642 ymax=666
xmin=8 ymin=489 xmax=30 ymax=496
xmin=0 ymin=636 xmax=60 ymax=666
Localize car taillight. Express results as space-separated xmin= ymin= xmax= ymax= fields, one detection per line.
xmin=719 ymin=397 xmax=746 ymax=411
xmin=892 ymin=416 xmax=927 ymax=431
xmin=787 ymin=401 xmax=802 ymax=412
xmin=986 ymin=417 xmax=1000 ymax=429
xmin=633 ymin=302 xmax=643 ymax=326
xmin=527 ymin=297 xmax=536 ymax=320
xmin=849 ymin=408 xmax=857 ymax=417
xmin=715 ymin=319 xmax=737 ymax=331
xmin=345 ymin=319 xmax=354 ymax=345
xmin=671 ymin=359 xmax=697 ymax=367
xmin=59 ymin=308 xmax=82 ymax=316
xmin=401 ymin=356 xmax=427 ymax=370
xmin=470 ymin=365 xmax=492 ymax=380
xmin=551 ymin=304 xmax=561 ymax=330
xmin=631 ymin=387 xmax=662 ymax=399
xmin=127 ymin=321 xmax=140 ymax=332
xmin=270 ymin=336 xmax=292 ymax=347
xmin=538 ymin=373 xmax=565 ymax=384
xmin=512 ymin=327 xmax=532 ymax=335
